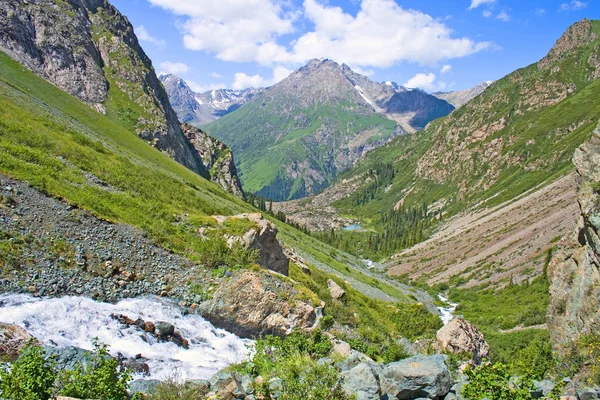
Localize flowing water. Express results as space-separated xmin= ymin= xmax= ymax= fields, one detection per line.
xmin=437 ymin=293 xmax=458 ymax=325
xmin=0 ymin=294 xmax=251 ymax=380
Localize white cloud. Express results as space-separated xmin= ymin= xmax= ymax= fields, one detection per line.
xmin=232 ymin=66 xmax=294 ymax=90
xmin=135 ymin=25 xmax=166 ymax=48
xmin=149 ymin=0 xmax=490 ymax=68
xmin=351 ymin=66 xmax=375 ymax=76
xmin=186 ymin=80 xmax=227 ymax=93
xmin=496 ymin=10 xmax=511 ymax=21
xmin=534 ymin=8 xmax=546 ymax=15
xmin=403 ymin=72 xmax=446 ymax=92
xmin=159 ymin=61 xmax=190 ymax=75
xmin=469 ymin=0 xmax=495 ymax=10
xmin=482 ymin=10 xmax=492 ymax=18
xmin=147 ymin=0 xmax=295 ymax=64
xmin=440 ymin=64 xmax=452 ymax=74
xmin=209 ymin=72 xmax=222 ymax=78
xmin=560 ymin=0 xmax=587 ymax=11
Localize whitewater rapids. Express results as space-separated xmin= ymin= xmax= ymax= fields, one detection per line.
xmin=0 ymin=294 xmax=251 ymax=380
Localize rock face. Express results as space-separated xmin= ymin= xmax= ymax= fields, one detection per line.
xmin=159 ymin=73 xmax=262 ymax=126
xmin=340 ymin=362 xmax=382 ymax=400
xmin=0 ymin=322 xmax=38 ymax=360
xmin=548 ymin=125 xmax=600 ymax=351
xmin=379 ymin=354 xmax=453 ymax=399
xmin=198 ymin=270 xmax=321 ymax=338
xmin=0 ymin=0 xmax=207 ymax=176
xmin=181 ymin=124 xmax=244 ymax=197
xmin=216 ymin=213 xmax=289 ymax=275
xmin=436 ymin=317 xmax=490 ymax=364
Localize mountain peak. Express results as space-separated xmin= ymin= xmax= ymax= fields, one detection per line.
xmin=540 ymin=19 xmax=599 ymax=68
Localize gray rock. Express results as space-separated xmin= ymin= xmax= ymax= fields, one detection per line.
xmin=578 ymin=388 xmax=600 ymax=400
xmin=340 ymin=362 xmax=382 ymax=400
xmin=154 ymin=321 xmax=175 ymax=337
xmin=380 ymin=354 xmax=452 ymax=400
xmin=129 ymin=379 xmax=161 ymax=394
xmin=336 ymin=351 xmax=376 ymax=372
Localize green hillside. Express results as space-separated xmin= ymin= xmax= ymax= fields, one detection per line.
xmin=0 ymin=50 xmax=441 ymax=358
xmin=305 ymin=19 xmax=600 ymax=259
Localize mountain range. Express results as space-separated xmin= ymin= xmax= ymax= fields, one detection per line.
xmin=433 ymin=81 xmax=494 ymax=108
xmin=159 ymin=73 xmax=262 ymax=126
xmin=202 ymin=58 xmax=455 ymax=200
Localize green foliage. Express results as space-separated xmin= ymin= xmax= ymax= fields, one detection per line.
xmin=463 ymin=361 xmax=535 ymax=400
xmin=144 ymin=372 xmax=208 ymax=400
xmin=320 ymin=315 xmax=335 ymax=330
xmin=233 ymin=330 xmax=354 ymax=400
xmin=574 ymin=334 xmax=600 ymax=384
xmin=57 ymin=339 xmax=130 ymax=400
xmin=0 ymin=345 xmax=57 ymax=400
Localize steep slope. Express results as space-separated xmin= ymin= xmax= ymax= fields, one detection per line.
xmin=0 ymin=0 xmax=206 ymax=175
xmin=276 ymin=19 xmax=600 ymax=287
xmin=159 ymin=73 xmax=261 ymax=126
xmin=205 ymin=59 xmax=453 ymax=200
xmin=433 ymin=81 xmax=494 ymax=108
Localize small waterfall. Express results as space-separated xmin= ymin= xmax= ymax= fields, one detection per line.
xmin=0 ymin=294 xmax=251 ymax=380
xmin=436 ymin=293 xmax=458 ymax=325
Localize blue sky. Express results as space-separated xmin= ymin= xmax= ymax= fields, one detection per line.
xmin=111 ymin=0 xmax=598 ymax=93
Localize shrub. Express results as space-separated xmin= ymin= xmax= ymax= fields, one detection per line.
xmin=57 ymin=339 xmax=130 ymax=400
xmin=463 ymin=361 xmax=534 ymax=400
xmin=0 ymin=345 xmax=57 ymax=400
xmin=320 ymin=315 xmax=334 ymax=330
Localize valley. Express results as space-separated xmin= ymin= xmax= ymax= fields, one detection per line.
xmin=0 ymin=1 xmax=598 ymax=399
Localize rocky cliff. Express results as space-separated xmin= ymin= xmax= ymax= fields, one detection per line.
xmin=0 ymin=0 xmax=207 ymax=176
xmin=547 ymin=123 xmax=600 ymax=351
xmin=181 ymin=124 xmax=244 ymax=197
xmin=433 ymin=81 xmax=494 ymax=108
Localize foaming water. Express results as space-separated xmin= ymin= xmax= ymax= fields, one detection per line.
xmin=0 ymin=294 xmax=252 ymax=380
xmin=437 ymin=294 xmax=458 ymax=325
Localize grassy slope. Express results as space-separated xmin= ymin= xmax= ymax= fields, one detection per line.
xmin=0 ymin=52 xmax=441 ymax=351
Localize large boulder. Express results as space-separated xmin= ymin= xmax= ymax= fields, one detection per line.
xmin=340 ymin=362 xmax=382 ymax=400
xmin=0 ymin=322 xmax=38 ymax=360
xmin=436 ymin=317 xmax=489 ymax=364
xmin=328 ymin=279 xmax=346 ymax=300
xmin=198 ymin=270 xmax=321 ymax=337
xmin=215 ymin=213 xmax=289 ymax=275
xmin=380 ymin=354 xmax=453 ymax=399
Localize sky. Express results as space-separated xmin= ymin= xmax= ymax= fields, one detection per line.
xmin=110 ymin=0 xmax=598 ymax=93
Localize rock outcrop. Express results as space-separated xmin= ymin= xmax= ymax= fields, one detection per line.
xmin=548 ymin=125 xmax=600 ymax=351
xmin=215 ymin=213 xmax=289 ymax=275
xmin=198 ymin=270 xmax=321 ymax=338
xmin=0 ymin=0 xmax=207 ymax=176
xmin=436 ymin=317 xmax=490 ymax=364
xmin=181 ymin=124 xmax=244 ymax=197
xmin=327 ymin=278 xmax=346 ymax=300
xmin=0 ymin=322 xmax=38 ymax=360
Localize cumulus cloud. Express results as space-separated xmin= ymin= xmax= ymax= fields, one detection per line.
xmin=209 ymin=72 xmax=222 ymax=78
xmin=469 ymin=0 xmax=495 ymax=10
xmin=135 ymin=25 xmax=166 ymax=48
xmin=403 ymin=73 xmax=446 ymax=92
xmin=148 ymin=0 xmax=490 ymax=68
xmin=560 ymin=0 xmax=587 ymax=11
xmin=441 ymin=65 xmax=452 ymax=74
xmin=232 ymin=66 xmax=294 ymax=90
xmin=159 ymin=61 xmax=190 ymax=75
xmin=482 ymin=10 xmax=492 ymax=18
xmin=147 ymin=0 xmax=295 ymax=64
